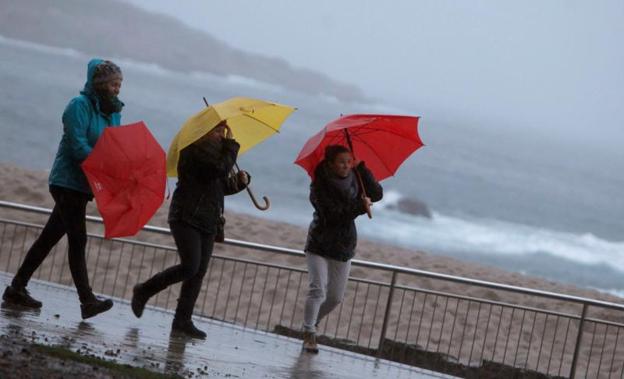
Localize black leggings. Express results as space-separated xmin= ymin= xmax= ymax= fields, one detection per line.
xmin=140 ymin=221 xmax=214 ymax=321
xmin=12 ymin=186 xmax=95 ymax=303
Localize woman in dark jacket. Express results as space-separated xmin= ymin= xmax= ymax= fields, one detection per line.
xmin=302 ymin=145 xmax=383 ymax=353
xmin=131 ymin=121 xmax=248 ymax=338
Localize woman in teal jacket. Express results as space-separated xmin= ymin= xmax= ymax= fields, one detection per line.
xmin=3 ymin=58 xmax=123 ymax=319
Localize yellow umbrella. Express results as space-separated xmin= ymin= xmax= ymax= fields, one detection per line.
xmin=167 ymin=96 xmax=296 ymax=210
xmin=167 ymin=96 xmax=296 ymax=177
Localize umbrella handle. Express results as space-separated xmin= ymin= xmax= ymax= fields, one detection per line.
xmin=356 ymin=171 xmax=373 ymax=219
xmin=344 ymin=128 xmax=372 ymax=219
xmin=234 ymin=162 xmax=271 ymax=211
xmin=362 ymin=197 xmax=372 ymax=219
xmin=246 ymin=187 xmax=271 ymax=211
xmin=204 ymin=97 xmax=270 ymax=211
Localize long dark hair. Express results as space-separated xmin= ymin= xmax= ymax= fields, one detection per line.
xmin=324 ymin=144 xmax=350 ymax=163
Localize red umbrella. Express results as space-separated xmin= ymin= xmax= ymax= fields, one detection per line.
xmin=81 ymin=121 xmax=166 ymax=238
xmin=294 ymin=114 xmax=423 ymax=181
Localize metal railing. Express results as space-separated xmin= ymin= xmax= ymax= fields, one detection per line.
xmin=1 ymin=200 xmax=624 ymax=378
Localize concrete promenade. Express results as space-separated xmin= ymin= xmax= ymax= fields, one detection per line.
xmin=0 ymin=273 xmax=457 ymax=378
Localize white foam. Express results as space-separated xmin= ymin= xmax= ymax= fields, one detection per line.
xmin=359 ymin=209 xmax=624 ymax=273
xmin=225 ymin=74 xmax=284 ymax=93
xmin=374 ymin=189 xmax=403 ymax=211
xmin=114 ymin=58 xmax=175 ymax=78
xmin=600 ymin=289 xmax=624 ymax=299
xmin=0 ymin=34 xmax=84 ymax=59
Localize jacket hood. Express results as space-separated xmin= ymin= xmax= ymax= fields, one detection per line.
xmin=79 ymin=58 xmax=124 ymax=114
xmin=81 ymin=58 xmax=104 ymax=97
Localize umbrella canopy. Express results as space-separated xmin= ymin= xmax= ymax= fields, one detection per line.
xmin=166 ymin=97 xmax=296 ymax=177
xmin=294 ymin=114 xmax=423 ymax=181
xmin=81 ymin=121 xmax=166 ymax=238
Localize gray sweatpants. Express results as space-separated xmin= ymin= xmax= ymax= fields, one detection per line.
xmin=303 ymin=252 xmax=351 ymax=333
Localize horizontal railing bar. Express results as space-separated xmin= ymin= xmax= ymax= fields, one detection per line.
xmin=584 ymin=317 xmax=624 ymax=328
xmin=0 ymin=218 xmax=178 ymax=251
xmin=345 ymin=276 xmax=393 ymax=287
xmin=0 ymin=217 xmax=307 ymax=273
xmin=209 ymin=254 xmax=308 ymax=273
xmin=396 ymin=284 xmax=583 ymax=319
xmin=2 ymin=200 xmax=624 ymax=312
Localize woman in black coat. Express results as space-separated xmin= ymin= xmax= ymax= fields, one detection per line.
xmin=301 ymin=145 xmax=383 ymax=353
xmin=131 ymin=121 xmax=248 ymax=339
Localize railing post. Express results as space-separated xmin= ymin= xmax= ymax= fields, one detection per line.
xmin=569 ymin=303 xmax=588 ymax=379
xmin=377 ymin=270 xmax=398 ymax=357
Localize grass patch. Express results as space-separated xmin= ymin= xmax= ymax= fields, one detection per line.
xmin=33 ymin=344 xmax=183 ymax=379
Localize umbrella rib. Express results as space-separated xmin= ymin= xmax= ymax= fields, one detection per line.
xmin=348 ymin=125 xmax=416 ymax=141
xmin=350 ymin=134 xmax=396 ymax=177
xmin=101 ymin=131 xmax=140 ymax=181
xmin=326 ymin=132 xmax=344 ymax=145
xmin=241 ymin=113 xmax=281 ymax=133
xmin=141 ymin=179 xmax=165 ymax=200
xmin=350 ymin=126 xmax=422 ymax=152
xmin=347 ymin=129 xmax=378 ymax=140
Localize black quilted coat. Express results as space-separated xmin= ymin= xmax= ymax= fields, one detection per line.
xmin=168 ymin=138 xmax=247 ymax=234
xmin=304 ymin=161 xmax=383 ymax=261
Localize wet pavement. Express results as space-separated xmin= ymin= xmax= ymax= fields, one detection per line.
xmin=0 ymin=272 xmax=457 ymax=378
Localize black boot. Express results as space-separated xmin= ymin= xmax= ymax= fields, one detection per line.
xmin=131 ymin=284 xmax=149 ymax=318
xmin=80 ymin=297 xmax=113 ymax=319
xmin=171 ymin=318 xmax=206 ymax=339
xmin=2 ymin=285 xmax=42 ymax=309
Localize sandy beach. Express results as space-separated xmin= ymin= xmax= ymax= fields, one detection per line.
xmin=1 ymin=162 xmax=621 ymax=302
xmin=1 ymin=162 xmax=623 ymax=376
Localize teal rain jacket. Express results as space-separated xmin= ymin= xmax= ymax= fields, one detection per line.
xmin=48 ymin=58 xmax=123 ymax=194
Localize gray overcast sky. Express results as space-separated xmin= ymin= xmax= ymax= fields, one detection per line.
xmin=122 ymin=0 xmax=623 ymax=147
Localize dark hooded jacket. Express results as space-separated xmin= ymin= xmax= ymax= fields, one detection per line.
xmin=304 ymin=161 xmax=383 ymax=261
xmin=168 ymin=138 xmax=247 ymax=234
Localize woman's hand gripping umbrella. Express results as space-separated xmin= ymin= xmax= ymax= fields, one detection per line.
xmin=294 ymin=114 xmax=424 ymax=218
xmin=202 ymin=98 xmax=266 ymax=210
xmin=167 ymin=96 xmax=296 ymax=210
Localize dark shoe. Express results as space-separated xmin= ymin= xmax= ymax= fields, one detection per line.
xmin=131 ymin=284 xmax=148 ymax=318
xmin=80 ymin=297 xmax=113 ymax=319
xmin=302 ymin=331 xmax=319 ymax=354
xmin=171 ymin=319 xmax=206 ymax=339
xmin=2 ymin=285 xmax=42 ymax=309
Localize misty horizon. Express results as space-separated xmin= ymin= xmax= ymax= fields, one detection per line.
xmin=121 ymin=0 xmax=624 ymax=153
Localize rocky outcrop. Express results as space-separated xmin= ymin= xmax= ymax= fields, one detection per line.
xmin=387 ymin=197 xmax=432 ymax=218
